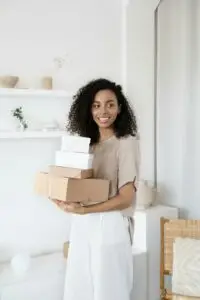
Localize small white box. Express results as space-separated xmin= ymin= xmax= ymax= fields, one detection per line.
xmin=55 ymin=151 xmax=93 ymax=170
xmin=61 ymin=135 xmax=90 ymax=153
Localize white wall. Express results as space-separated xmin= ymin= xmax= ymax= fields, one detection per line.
xmin=126 ymin=0 xmax=160 ymax=183
xmin=0 ymin=0 xmax=122 ymax=262
xmin=157 ymin=0 xmax=200 ymax=218
xmin=157 ymin=0 xmax=190 ymax=207
xmin=0 ymin=0 xmax=122 ymax=91
xmin=126 ymin=0 xmax=200 ymax=218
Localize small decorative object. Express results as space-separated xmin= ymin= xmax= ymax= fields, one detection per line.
xmin=41 ymin=76 xmax=53 ymax=90
xmin=63 ymin=241 xmax=69 ymax=259
xmin=52 ymin=52 xmax=68 ymax=89
xmin=0 ymin=75 xmax=19 ymax=88
xmin=12 ymin=107 xmax=28 ymax=130
xmin=42 ymin=120 xmax=60 ymax=131
xmin=11 ymin=253 xmax=31 ymax=276
xmin=136 ymin=180 xmax=156 ymax=210
xmin=53 ymin=53 xmax=68 ymax=70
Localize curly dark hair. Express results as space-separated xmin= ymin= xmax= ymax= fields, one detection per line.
xmin=67 ymin=78 xmax=137 ymax=145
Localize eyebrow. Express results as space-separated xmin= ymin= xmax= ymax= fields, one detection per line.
xmin=94 ymin=99 xmax=115 ymax=103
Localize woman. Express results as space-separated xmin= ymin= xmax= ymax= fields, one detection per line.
xmin=53 ymin=78 xmax=140 ymax=300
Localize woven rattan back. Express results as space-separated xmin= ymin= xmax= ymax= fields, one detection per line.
xmin=160 ymin=218 xmax=200 ymax=300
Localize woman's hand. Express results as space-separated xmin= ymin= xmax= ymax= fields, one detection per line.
xmin=51 ymin=199 xmax=85 ymax=215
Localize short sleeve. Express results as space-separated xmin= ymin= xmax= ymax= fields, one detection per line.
xmin=118 ymin=135 xmax=140 ymax=190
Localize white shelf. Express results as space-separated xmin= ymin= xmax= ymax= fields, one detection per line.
xmin=0 ymin=88 xmax=74 ymax=98
xmin=0 ymin=130 xmax=67 ymax=139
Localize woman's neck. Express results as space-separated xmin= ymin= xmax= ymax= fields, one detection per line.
xmin=99 ymin=128 xmax=115 ymax=142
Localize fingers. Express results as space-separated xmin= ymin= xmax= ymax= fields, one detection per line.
xmin=50 ymin=198 xmax=67 ymax=210
xmin=50 ymin=198 xmax=63 ymax=205
xmin=49 ymin=198 xmax=84 ymax=214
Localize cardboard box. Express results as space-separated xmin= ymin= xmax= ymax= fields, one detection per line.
xmin=61 ymin=135 xmax=90 ymax=153
xmin=49 ymin=176 xmax=109 ymax=203
xmin=49 ymin=166 xmax=93 ymax=179
xmin=63 ymin=241 xmax=69 ymax=259
xmin=35 ymin=172 xmax=109 ymax=204
xmin=55 ymin=151 xmax=93 ymax=170
xmin=34 ymin=172 xmax=49 ymax=196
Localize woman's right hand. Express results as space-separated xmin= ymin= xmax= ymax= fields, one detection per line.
xmin=50 ymin=198 xmax=67 ymax=212
xmin=50 ymin=198 xmax=85 ymax=214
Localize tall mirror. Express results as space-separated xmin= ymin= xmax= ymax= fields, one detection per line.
xmin=156 ymin=0 xmax=200 ymax=218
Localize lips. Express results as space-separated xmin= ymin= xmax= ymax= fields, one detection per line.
xmin=98 ymin=117 xmax=110 ymax=124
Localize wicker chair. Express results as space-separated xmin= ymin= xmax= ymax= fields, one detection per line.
xmin=160 ymin=218 xmax=200 ymax=300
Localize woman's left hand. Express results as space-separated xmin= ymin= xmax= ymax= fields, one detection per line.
xmin=51 ymin=199 xmax=85 ymax=215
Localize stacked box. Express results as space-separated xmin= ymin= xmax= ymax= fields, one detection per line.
xmin=35 ymin=135 xmax=109 ymax=205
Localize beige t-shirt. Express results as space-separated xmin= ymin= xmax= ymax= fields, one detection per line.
xmin=91 ymin=135 xmax=140 ymax=217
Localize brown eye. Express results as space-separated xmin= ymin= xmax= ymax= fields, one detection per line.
xmin=107 ymin=103 xmax=115 ymax=108
xmin=92 ymin=103 xmax=100 ymax=109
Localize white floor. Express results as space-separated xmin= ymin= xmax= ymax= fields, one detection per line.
xmin=0 ymin=248 xmax=147 ymax=300
xmin=0 ymin=205 xmax=180 ymax=300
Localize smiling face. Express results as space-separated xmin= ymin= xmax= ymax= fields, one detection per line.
xmin=91 ymin=89 xmax=120 ymax=129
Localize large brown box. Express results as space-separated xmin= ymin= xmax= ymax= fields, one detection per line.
xmin=49 ymin=165 xmax=93 ymax=179
xmin=35 ymin=172 xmax=109 ymax=204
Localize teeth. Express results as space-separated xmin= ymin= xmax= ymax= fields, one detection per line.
xmin=99 ymin=118 xmax=109 ymax=122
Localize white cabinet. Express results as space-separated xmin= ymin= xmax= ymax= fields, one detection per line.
xmin=132 ymin=248 xmax=148 ymax=300
xmin=134 ymin=205 xmax=179 ymax=300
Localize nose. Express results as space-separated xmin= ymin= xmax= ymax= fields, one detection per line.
xmin=99 ymin=105 xmax=108 ymax=115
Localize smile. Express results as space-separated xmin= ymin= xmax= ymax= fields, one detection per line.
xmin=98 ymin=117 xmax=110 ymax=123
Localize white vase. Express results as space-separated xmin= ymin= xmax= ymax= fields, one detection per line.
xmin=136 ymin=180 xmax=156 ymax=210
xmin=53 ymin=69 xmax=67 ymax=90
xmin=16 ymin=121 xmax=28 ymax=131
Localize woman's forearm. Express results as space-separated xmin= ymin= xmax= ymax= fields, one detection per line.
xmin=84 ymin=194 xmax=131 ymax=214
xmin=83 ymin=183 xmax=136 ymax=214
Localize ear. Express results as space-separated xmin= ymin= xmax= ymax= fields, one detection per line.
xmin=118 ymin=104 xmax=121 ymax=114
